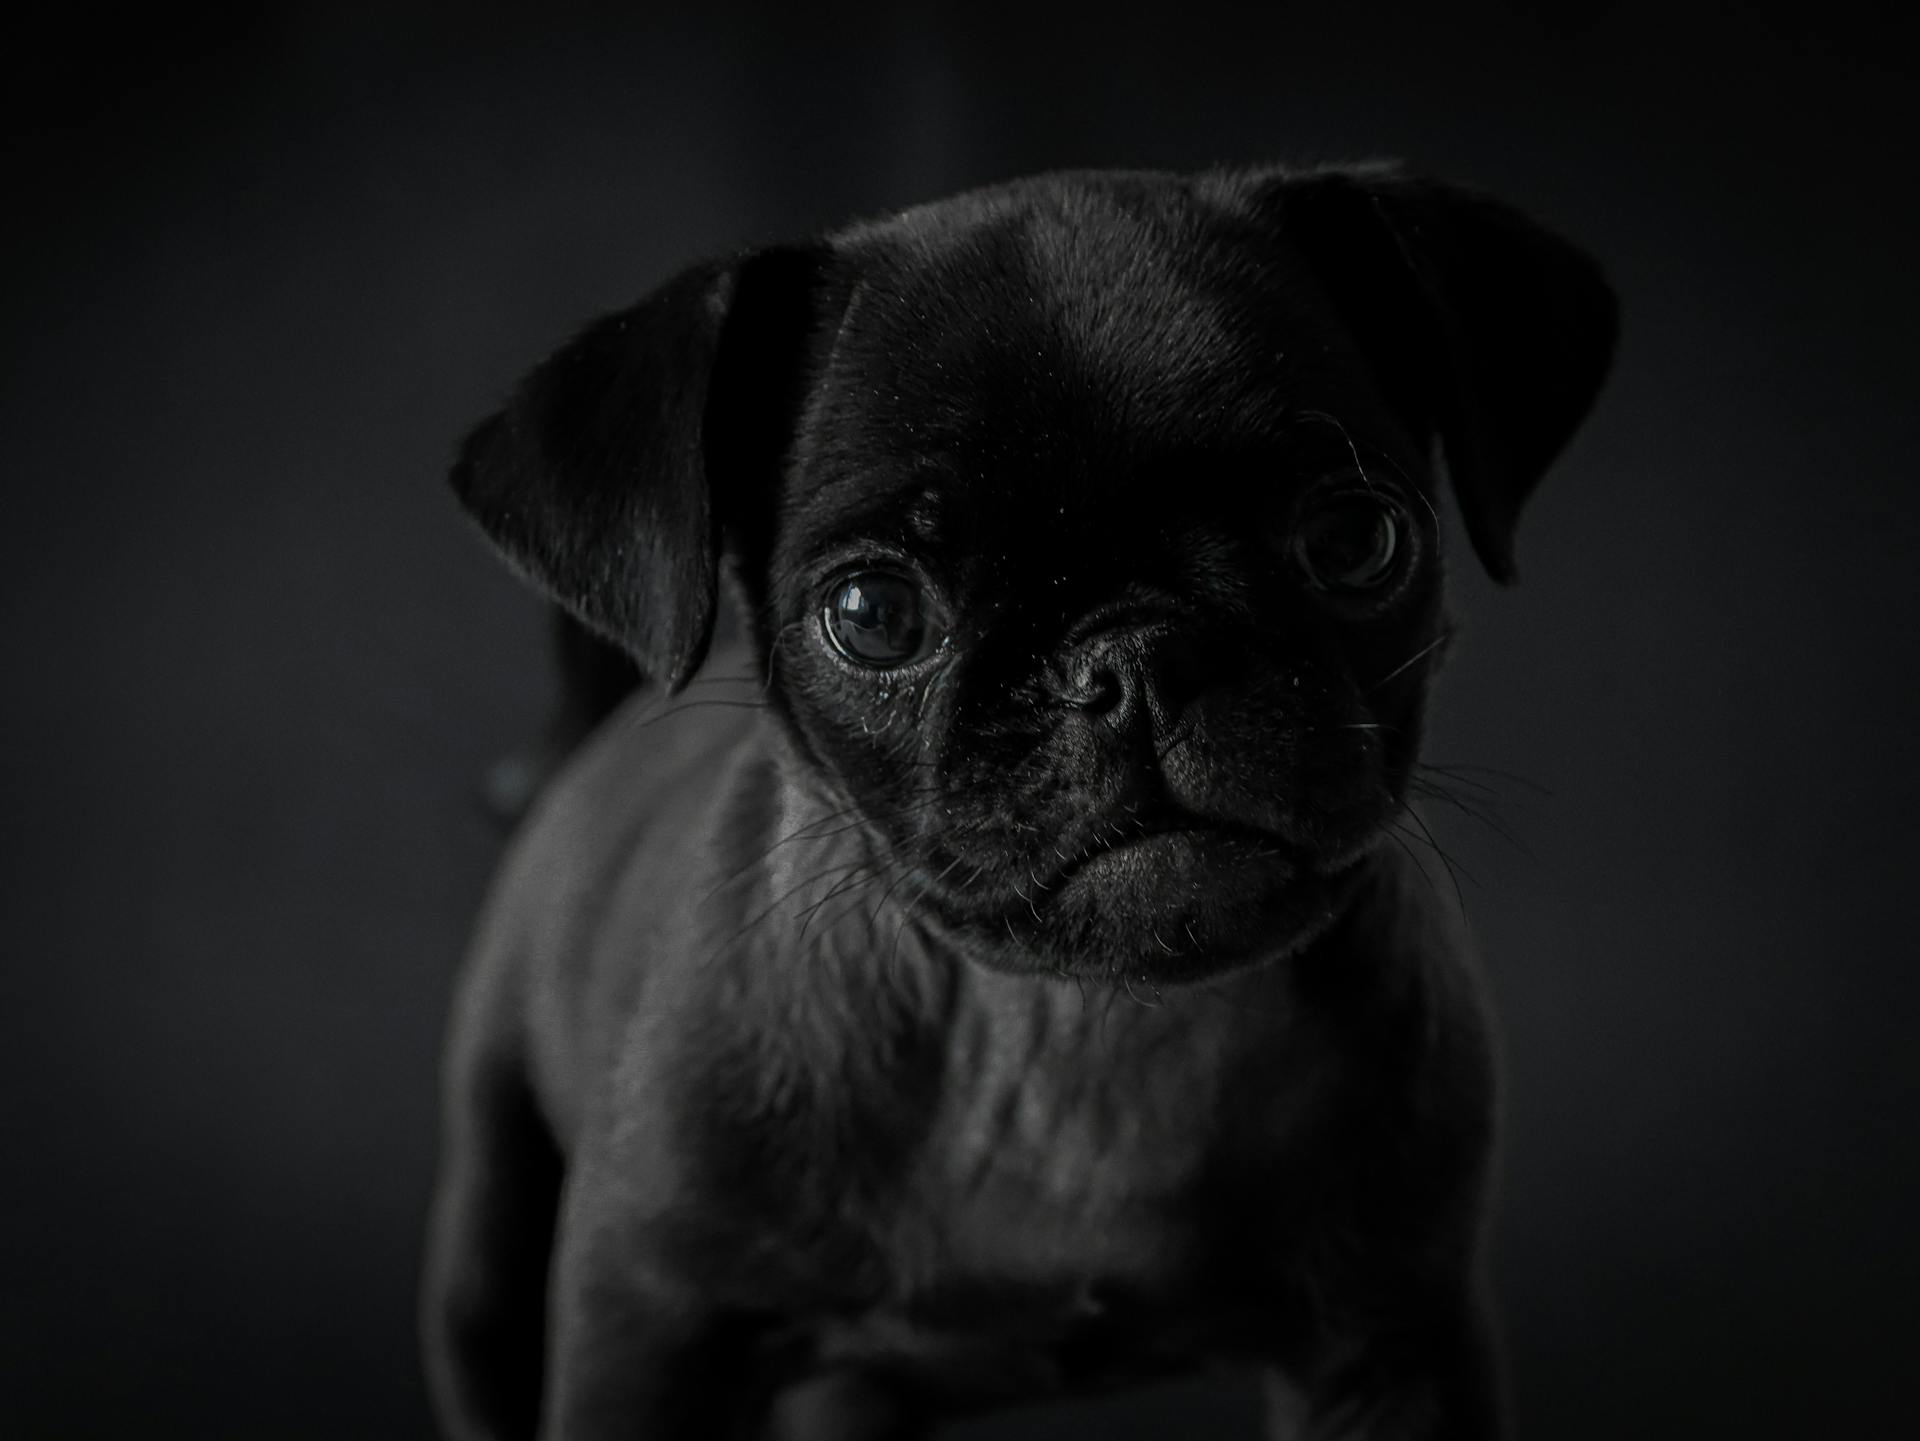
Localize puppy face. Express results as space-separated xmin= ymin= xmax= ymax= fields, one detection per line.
xmin=768 ymin=194 xmax=1445 ymax=980
xmin=450 ymin=166 xmax=1615 ymax=986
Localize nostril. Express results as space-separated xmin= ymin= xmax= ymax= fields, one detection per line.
xmin=1044 ymin=652 xmax=1128 ymax=713
xmin=1062 ymin=665 xmax=1124 ymax=713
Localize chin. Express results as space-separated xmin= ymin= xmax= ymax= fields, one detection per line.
xmin=951 ymin=830 xmax=1369 ymax=988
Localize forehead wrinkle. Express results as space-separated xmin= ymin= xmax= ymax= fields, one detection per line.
xmin=1020 ymin=200 xmax=1246 ymax=403
xmin=820 ymin=274 xmax=871 ymax=391
xmin=793 ymin=190 xmax=1321 ymax=532
xmin=865 ymin=207 xmax=1261 ymax=463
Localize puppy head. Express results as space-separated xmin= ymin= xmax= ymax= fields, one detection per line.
xmin=452 ymin=164 xmax=1616 ymax=984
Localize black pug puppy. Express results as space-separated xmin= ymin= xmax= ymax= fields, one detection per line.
xmin=424 ymin=163 xmax=1615 ymax=1441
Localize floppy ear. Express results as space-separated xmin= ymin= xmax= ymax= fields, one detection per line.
xmin=451 ymin=245 xmax=822 ymax=690
xmin=1235 ymin=163 xmax=1618 ymax=582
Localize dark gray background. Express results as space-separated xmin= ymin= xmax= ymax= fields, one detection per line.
xmin=4 ymin=3 xmax=1914 ymax=1437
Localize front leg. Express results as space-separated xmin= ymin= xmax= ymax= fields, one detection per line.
xmin=765 ymin=1371 xmax=931 ymax=1441
xmin=1263 ymin=1287 xmax=1506 ymax=1441
xmin=422 ymin=1046 xmax=562 ymax=1441
xmin=540 ymin=1184 xmax=780 ymax=1441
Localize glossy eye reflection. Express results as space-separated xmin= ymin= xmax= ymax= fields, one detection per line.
xmin=823 ymin=571 xmax=939 ymax=667
xmin=1292 ymin=491 xmax=1405 ymax=592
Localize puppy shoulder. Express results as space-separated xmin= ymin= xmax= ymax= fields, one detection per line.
xmin=463 ymin=680 xmax=774 ymax=1136
xmin=1374 ymin=840 xmax=1502 ymax=1132
xmin=1324 ymin=844 xmax=1500 ymax=1109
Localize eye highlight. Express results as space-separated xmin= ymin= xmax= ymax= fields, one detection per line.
xmin=821 ymin=570 xmax=942 ymax=667
xmin=1291 ymin=489 xmax=1407 ymax=593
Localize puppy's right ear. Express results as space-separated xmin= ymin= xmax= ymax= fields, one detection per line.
xmin=451 ymin=246 xmax=822 ymax=692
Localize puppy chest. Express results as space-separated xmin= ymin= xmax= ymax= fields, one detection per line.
xmin=898 ymin=1020 xmax=1232 ymax=1295
xmin=864 ymin=981 xmax=1346 ymax=1312
xmin=818 ymin=1091 xmax=1267 ymax=1393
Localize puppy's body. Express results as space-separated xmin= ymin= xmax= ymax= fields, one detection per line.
xmin=425 ymin=166 xmax=1613 ymax=1439
xmin=438 ymin=658 xmax=1495 ymax=1435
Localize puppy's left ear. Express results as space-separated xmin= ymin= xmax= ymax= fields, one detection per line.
xmin=451 ymin=245 xmax=823 ymax=690
xmin=1231 ymin=163 xmax=1618 ymax=582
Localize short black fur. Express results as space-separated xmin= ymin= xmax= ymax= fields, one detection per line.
xmin=426 ymin=162 xmax=1615 ymax=1441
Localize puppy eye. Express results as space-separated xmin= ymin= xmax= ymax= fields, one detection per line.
xmin=1292 ymin=491 xmax=1404 ymax=592
xmin=822 ymin=571 xmax=939 ymax=667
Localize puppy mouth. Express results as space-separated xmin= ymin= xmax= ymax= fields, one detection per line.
xmin=961 ymin=809 xmax=1366 ymax=981
xmin=1047 ymin=817 xmax=1293 ymax=893
xmin=1009 ymin=801 xmax=1354 ymax=933
xmin=907 ymin=795 xmax=1385 ymax=982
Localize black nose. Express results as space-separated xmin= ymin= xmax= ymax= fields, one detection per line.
xmin=1048 ymin=641 xmax=1129 ymax=714
xmin=1046 ymin=625 xmax=1201 ymax=724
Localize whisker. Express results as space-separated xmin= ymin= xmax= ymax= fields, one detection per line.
xmin=1382 ymin=823 xmax=1444 ymax=903
xmin=1408 ymin=778 xmax=1531 ymax=856
xmin=1369 ymin=633 xmax=1449 ymax=691
xmin=697 ymin=793 xmax=947 ymax=903
xmin=796 ymin=864 xmax=891 ymax=941
xmin=619 ymin=697 xmax=772 ymax=735
xmin=1420 ymin=760 xmax=1552 ymax=797
xmin=1392 ymin=806 xmax=1472 ymax=913
xmin=885 ymin=873 xmax=935 ymax=979
xmin=865 ymin=861 xmax=930 ymax=946
xmin=707 ymin=858 xmax=878 ymax=961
